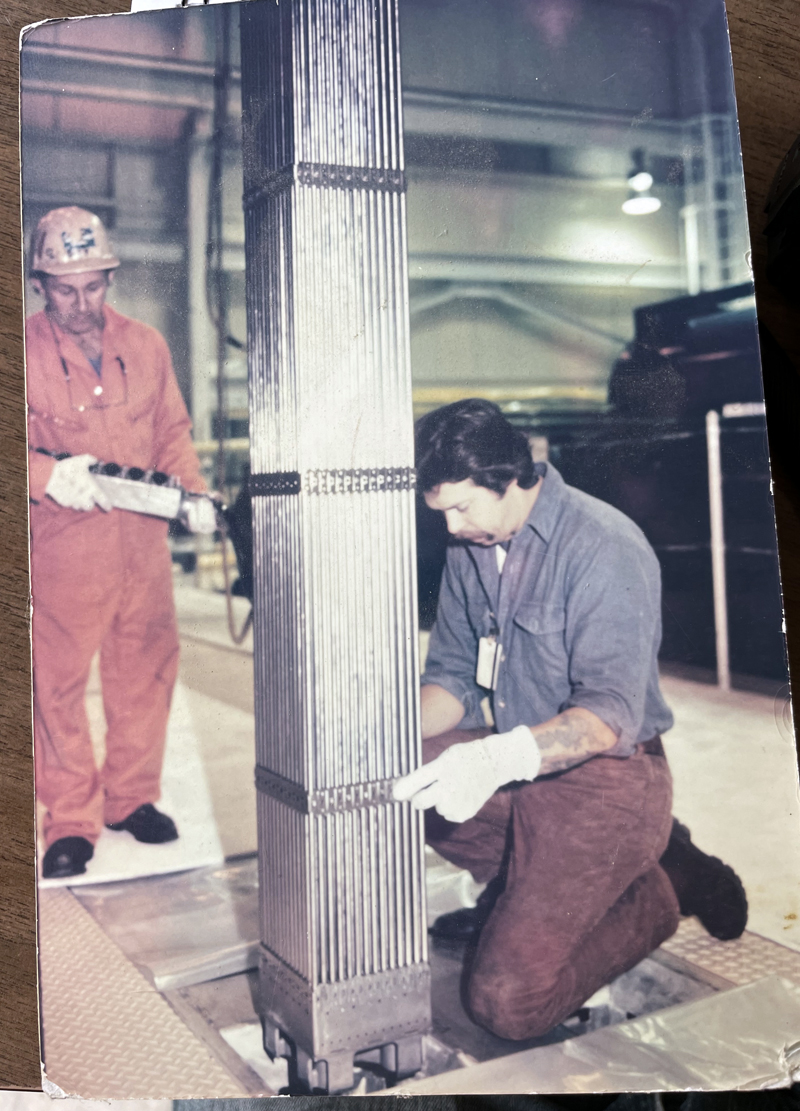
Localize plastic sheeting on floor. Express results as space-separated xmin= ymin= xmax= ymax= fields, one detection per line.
xmin=218 ymin=1023 xmax=290 ymax=1091
xmin=397 ymin=975 xmax=800 ymax=1094
xmin=70 ymin=849 xmax=475 ymax=993
xmin=38 ymin=682 xmax=224 ymax=888
xmin=74 ymin=857 xmax=260 ymax=990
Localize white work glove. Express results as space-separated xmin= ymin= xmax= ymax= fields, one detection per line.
xmin=393 ymin=724 xmax=542 ymax=823
xmin=181 ymin=493 xmax=218 ymax=535
xmin=44 ymin=453 xmax=112 ymax=513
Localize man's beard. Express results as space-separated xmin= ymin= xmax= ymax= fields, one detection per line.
xmin=49 ymin=307 xmax=104 ymax=334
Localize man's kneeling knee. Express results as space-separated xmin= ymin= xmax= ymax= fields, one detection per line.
xmin=466 ymin=968 xmax=571 ymax=1041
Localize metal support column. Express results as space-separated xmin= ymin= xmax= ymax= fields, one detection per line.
xmin=706 ymin=409 xmax=730 ymax=691
xmin=682 ymin=114 xmax=751 ymax=291
xmin=187 ymin=117 xmax=214 ymax=444
xmin=240 ymin=0 xmax=429 ymax=1093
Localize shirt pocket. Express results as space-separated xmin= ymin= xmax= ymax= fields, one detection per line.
xmin=28 ymin=406 xmax=91 ymax=439
xmin=127 ymin=392 xmax=157 ymax=424
xmin=508 ymin=602 xmax=568 ymax=698
xmin=513 ymin=603 xmax=565 ymax=637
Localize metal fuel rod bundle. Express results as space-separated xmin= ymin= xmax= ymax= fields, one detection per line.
xmin=240 ymin=0 xmax=430 ymax=1092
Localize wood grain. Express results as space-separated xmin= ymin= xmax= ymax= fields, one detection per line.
xmin=0 ymin=1 xmax=123 ymax=1090
xmin=1 ymin=0 xmax=799 ymax=1092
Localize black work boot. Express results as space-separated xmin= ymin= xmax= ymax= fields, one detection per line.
xmin=106 ymin=803 xmax=179 ymax=844
xmin=42 ymin=836 xmax=94 ymax=879
xmin=429 ymin=906 xmax=482 ymax=944
xmin=429 ymin=874 xmax=504 ymax=947
xmin=659 ymin=819 xmax=748 ymax=940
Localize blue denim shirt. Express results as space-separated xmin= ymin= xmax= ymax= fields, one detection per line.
xmin=422 ymin=463 xmax=674 ymax=756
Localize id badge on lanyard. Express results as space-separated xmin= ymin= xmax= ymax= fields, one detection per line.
xmin=477 ymin=632 xmax=502 ymax=690
xmin=468 ymin=544 xmax=508 ymax=692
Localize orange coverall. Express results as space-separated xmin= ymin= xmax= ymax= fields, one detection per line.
xmin=27 ymin=304 xmax=206 ymax=847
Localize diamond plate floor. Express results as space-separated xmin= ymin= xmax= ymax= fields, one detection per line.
xmin=39 ymin=888 xmax=246 ymax=1098
xmin=660 ymin=916 xmax=800 ymax=987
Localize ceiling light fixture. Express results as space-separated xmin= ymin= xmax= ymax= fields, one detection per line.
xmin=622 ymin=149 xmax=661 ymax=215
xmin=628 ymin=170 xmax=654 ymax=192
xmin=622 ymin=193 xmax=662 ymax=215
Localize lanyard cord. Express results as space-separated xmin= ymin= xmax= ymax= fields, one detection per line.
xmin=46 ymin=313 xmax=127 ymax=382
xmin=46 ymin=313 xmax=126 ymax=390
xmin=464 ymin=544 xmax=501 ymax=637
xmin=46 ymin=313 xmax=73 ymax=383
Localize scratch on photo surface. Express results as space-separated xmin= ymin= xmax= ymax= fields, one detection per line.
xmin=624 ymin=260 xmax=653 ymax=285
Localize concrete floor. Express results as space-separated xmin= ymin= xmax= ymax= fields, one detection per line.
xmin=660 ymin=672 xmax=800 ymax=950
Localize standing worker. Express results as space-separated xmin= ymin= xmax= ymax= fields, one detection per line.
xmin=395 ymin=398 xmax=748 ymax=1040
xmin=26 ymin=206 xmax=216 ymax=880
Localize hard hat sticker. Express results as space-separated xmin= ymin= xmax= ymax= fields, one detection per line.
xmin=61 ymin=228 xmax=96 ymax=257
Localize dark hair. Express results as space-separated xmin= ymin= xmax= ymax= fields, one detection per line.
xmin=415 ymin=398 xmax=537 ymax=495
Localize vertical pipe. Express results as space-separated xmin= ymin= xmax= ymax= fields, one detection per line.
xmin=706 ymin=409 xmax=731 ymax=691
xmin=209 ymin=7 xmax=231 ymax=493
xmin=187 ymin=120 xmax=213 ymax=443
xmin=681 ymin=203 xmax=701 ymax=295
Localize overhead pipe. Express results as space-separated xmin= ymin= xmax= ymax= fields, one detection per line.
xmin=409 ymin=282 xmax=629 ymax=346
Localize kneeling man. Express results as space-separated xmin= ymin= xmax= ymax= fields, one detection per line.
xmin=395 ymin=398 xmax=746 ymax=1041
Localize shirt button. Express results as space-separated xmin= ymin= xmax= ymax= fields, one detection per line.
xmin=497 ymin=699 xmax=506 ymax=709
xmin=94 ymin=385 xmax=103 ymax=396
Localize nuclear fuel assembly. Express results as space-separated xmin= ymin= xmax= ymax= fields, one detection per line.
xmin=240 ymin=0 xmax=430 ymax=1092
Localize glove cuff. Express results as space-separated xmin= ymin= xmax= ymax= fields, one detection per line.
xmin=483 ymin=724 xmax=542 ymax=784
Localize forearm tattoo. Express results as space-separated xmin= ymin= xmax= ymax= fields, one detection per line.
xmin=533 ymin=708 xmax=616 ymax=775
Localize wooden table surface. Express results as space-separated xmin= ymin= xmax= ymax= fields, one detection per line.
xmin=1 ymin=0 xmax=799 ymax=1092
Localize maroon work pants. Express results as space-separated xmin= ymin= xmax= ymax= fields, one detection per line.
xmin=424 ymin=728 xmax=680 ymax=1041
